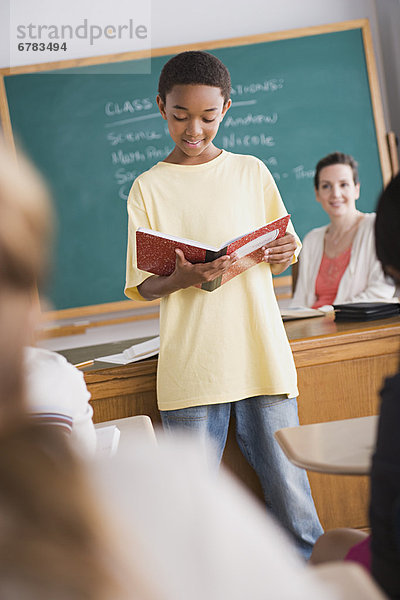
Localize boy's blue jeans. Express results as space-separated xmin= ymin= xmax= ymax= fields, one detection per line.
xmin=160 ymin=394 xmax=323 ymax=560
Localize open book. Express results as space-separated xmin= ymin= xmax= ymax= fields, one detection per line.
xmin=95 ymin=337 xmax=160 ymax=365
xmin=136 ymin=214 xmax=290 ymax=292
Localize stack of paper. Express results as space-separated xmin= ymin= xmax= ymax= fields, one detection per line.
xmin=280 ymin=307 xmax=326 ymax=320
xmin=122 ymin=337 xmax=160 ymax=360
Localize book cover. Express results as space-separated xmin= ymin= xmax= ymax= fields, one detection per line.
xmin=136 ymin=214 xmax=290 ymax=292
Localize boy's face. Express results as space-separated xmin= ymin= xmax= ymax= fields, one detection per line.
xmin=157 ymin=84 xmax=231 ymax=164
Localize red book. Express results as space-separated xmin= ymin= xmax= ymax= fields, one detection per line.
xmin=136 ymin=214 xmax=290 ymax=292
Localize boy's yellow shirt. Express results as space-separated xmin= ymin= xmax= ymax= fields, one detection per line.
xmin=125 ymin=151 xmax=300 ymax=410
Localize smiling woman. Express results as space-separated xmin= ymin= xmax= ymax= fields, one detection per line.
xmin=291 ymin=151 xmax=396 ymax=309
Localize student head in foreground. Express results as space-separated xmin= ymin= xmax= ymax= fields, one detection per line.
xmin=309 ymin=174 xmax=400 ymax=599
xmin=0 ymin=143 xmax=121 ymax=599
xmin=371 ymin=172 xmax=400 ymax=597
xmin=375 ymin=173 xmax=400 ymax=283
xmin=292 ymin=152 xmax=396 ymax=309
xmin=0 ymin=143 xmax=383 ymax=600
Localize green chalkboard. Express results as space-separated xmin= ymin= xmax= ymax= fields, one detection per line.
xmin=1 ymin=20 xmax=390 ymax=311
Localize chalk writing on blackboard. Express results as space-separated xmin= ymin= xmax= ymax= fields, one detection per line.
xmin=222 ymin=133 xmax=276 ymax=148
xmin=104 ymin=97 xmax=153 ymax=116
xmin=230 ymin=79 xmax=284 ymax=95
xmin=2 ymin=21 xmax=387 ymax=311
xmin=106 ymin=131 xmax=162 ymax=144
xmin=224 ymin=113 xmax=278 ymax=127
xmin=104 ymin=81 xmax=287 ymax=201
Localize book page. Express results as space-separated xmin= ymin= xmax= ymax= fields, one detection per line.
xmin=233 ymin=229 xmax=278 ymax=259
xmin=122 ymin=336 xmax=160 ymax=360
xmin=94 ymin=347 xmax=159 ymax=365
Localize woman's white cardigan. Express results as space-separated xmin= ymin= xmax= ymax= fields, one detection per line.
xmin=291 ymin=213 xmax=396 ymax=308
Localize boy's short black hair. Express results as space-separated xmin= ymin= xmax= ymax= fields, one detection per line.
xmin=158 ymin=51 xmax=231 ymax=104
xmin=314 ymin=152 xmax=359 ymax=189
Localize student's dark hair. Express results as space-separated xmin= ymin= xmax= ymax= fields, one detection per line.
xmin=314 ymin=152 xmax=359 ymax=189
xmin=375 ymin=174 xmax=400 ymax=275
xmin=158 ymin=50 xmax=231 ymax=104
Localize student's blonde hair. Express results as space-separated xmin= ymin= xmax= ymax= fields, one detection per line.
xmin=0 ymin=143 xmax=124 ymax=599
xmin=0 ymin=142 xmax=51 ymax=292
xmin=0 ymin=144 xmax=52 ymax=425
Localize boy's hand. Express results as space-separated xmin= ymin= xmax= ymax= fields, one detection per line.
xmin=262 ymin=233 xmax=297 ymax=275
xmin=171 ymin=248 xmax=235 ymax=289
xmin=137 ymin=249 xmax=236 ymax=300
xmin=262 ymin=233 xmax=297 ymax=264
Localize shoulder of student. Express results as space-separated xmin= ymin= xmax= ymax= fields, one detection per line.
xmin=24 ymin=346 xmax=91 ymax=416
xmin=127 ymin=161 xmax=172 ymax=210
xmin=133 ymin=153 xmax=271 ymax=183
xmin=225 ymin=151 xmax=270 ymax=170
xmin=131 ymin=160 xmax=167 ymax=187
xmin=224 ymin=152 xmax=280 ymax=191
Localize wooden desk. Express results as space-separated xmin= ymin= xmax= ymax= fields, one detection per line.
xmin=274 ymin=415 xmax=378 ymax=475
xmin=60 ymin=314 xmax=400 ymax=531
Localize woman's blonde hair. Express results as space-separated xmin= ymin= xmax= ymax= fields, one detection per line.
xmin=0 ymin=143 xmax=53 ymax=425
xmin=0 ymin=142 xmax=127 ymax=599
xmin=0 ymin=142 xmax=52 ymax=292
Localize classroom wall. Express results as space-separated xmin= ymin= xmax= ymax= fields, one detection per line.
xmin=1 ymin=0 xmax=398 ymax=144
xmin=1 ymin=0 xmax=398 ymax=153
xmin=148 ymin=0 xmax=397 ymax=139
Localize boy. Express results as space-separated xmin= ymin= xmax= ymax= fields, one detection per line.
xmin=125 ymin=50 xmax=323 ymax=558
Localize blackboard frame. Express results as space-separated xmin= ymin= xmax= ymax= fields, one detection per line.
xmin=0 ymin=18 xmax=392 ymax=325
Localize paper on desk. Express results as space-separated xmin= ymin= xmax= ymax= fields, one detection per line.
xmin=122 ymin=336 xmax=160 ymax=360
xmin=95 ymin=336 xmax=160 ymax=365
xmin=280 ymin=306 xmax=327 ymax=320
xmin=95 ymin=425 xmax=120 ymax=457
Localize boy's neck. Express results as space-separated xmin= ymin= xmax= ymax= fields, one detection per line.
xmin=163 ymin=144 xmax=223 ymax=165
